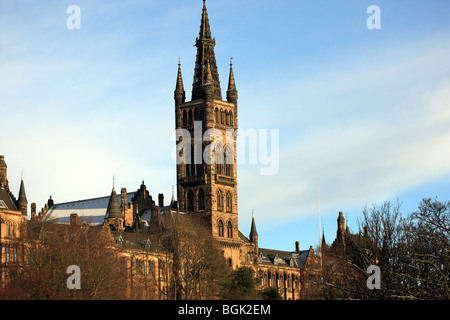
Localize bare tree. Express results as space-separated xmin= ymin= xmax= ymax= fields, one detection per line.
xmin=315 ymin=198 xmax=450 ymax=300
xmin=156 ymin=213 xmax=231 ymax=300
xmin=1 ymin=222 xmax=128 ymax=300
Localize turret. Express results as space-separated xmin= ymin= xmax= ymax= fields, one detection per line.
xmin=105 ymin=178 xmax=124 ymax=231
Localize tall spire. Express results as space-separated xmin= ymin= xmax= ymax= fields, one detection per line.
xmin=199 ymin=0 xmax=212 ymax=40
xmin=174 ymin=58 xmax=185 ymax=105
xmin=106 ymin=178 xmax=122 ymax=219
xmin=192 ymin=0 xmax=222 ymax=101
xmin=17 ymin=173 xmax=28 ymax=216
xmin=227 ymin=57 xmax=238 ymax=104
xmin=249 ymin=209 xmax=258 ymax=244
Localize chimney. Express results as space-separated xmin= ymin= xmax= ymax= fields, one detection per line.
xmin=70 ymin=213 xmax=78 ymax=226
xmin=48 ymin=195 xmax=54 ymax=208
xmin=158 ymin=193 xmax=164 ymax=208
xmin=121 ymin=188 xmax=127 ymax=206
xmin=0 ymin=155 xmax=7 ymax=189
xmin=31 ymin=202 xmax=36 ymax=220
xmin=295 ymin=241 xmax=300 ymax=253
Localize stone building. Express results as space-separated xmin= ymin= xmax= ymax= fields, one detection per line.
xmin=0 ymin=155 xmax=28 ymax=283
xmin=2 ymin=1 xmax=326 ymax=299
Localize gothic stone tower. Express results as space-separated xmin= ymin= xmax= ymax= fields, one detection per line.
xmin=175 ymin=0 xmax=239 ymax=241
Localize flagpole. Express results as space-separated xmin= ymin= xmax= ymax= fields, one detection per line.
xmin=318 ymin=178 xmax=323 ymax=278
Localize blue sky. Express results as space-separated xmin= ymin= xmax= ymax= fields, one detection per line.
xmin=1 ymin=0 xmax=449 ymax=252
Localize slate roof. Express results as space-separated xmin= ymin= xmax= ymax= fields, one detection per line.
xmin=0 ymin=187 xmax=17 ymax=211
xmin=258 ymin=248 xmax=310 ymax=268
xmin=42 ymin=192 xmax=136 ymax=226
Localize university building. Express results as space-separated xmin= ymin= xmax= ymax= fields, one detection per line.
xmin=0 ymin=1 xmax=341 ymax=299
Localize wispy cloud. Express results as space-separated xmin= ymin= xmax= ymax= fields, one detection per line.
xmin=237 ymin=34 xmax=450 ymax=224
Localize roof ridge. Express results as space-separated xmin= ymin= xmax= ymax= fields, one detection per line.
xmin=52 ymin=192 xmax=137 ymax=206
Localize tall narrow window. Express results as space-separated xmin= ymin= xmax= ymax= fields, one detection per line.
xmin=226 ymin=192 xmax=232 ymax=212
xmin=188 ymin=109 xmax=193 ymax=126
xmin=198 ymin=188 xmax=205 ymax=210
xmin=218 ymin=220 xmax=224 ymax=237
xmin=227 ymin=221 xmax=233 ymax=238
xmin=215 ymin=143 xmax=224 ymax=175
xmin=187 ymin=190 xmax=194 ymax=211
xmin=199 ymin=108 xmax=203 ymax=122
xmin=194 ymin=142 xmax=204 ymax=175
xmin=217 ymin=189 xmax=223 ymax=211
xmin=215 ymin=108 xmax=219 ymax=123
xmin=182 ymin=110 xmax=187 ymax=127
xmin=225 ymin=145 xmax=233 ymax=177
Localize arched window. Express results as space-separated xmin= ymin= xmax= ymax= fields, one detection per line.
xmin=215 ymin=108 xmax=219 ymax=123
xmin=218 ymin=220 xmax=224 ymax=237
xmin=226 ymin=192 xmax=232 ymax=212
xmin=186 ymin=142 xmax=198 ymax=177
xmin=182 ymin=110 xmax=187 ymax=127
xmin=187 ymin=190 xmax=194 ymax=211
xmin=225 ymin=145 xmax=233 ymax=177
xmin=229 ymin=111 xmax=233 ymax=126
xmin=198 ymin=108 xmax=203 ymax=122
xmin=216 ymin=189 xmax=223 ymax=211
xmin=194 ymin=108 xmax=199 ymax=121
xmin=227 ymin=221 xmax=233 ymax=238
xmin=198 ymin=188 xmax=205 ymax=210
xmin=194 ymin=142 xmax=204 ymax=175
xmin=188 ymin=109 xmax=193 ymax=126
xmin=215 ymin=143 xmax=224 ymax=175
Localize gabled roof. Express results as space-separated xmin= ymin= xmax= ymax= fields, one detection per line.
xmin=42 ymin=192 xmax=136 ymax=226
